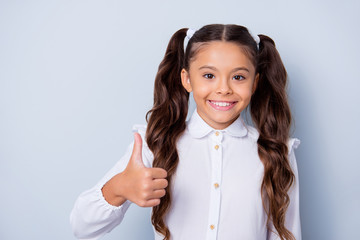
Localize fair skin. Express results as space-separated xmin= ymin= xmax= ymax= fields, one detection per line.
xmin=102 ymin=40 xmax=258 ymax=207
xmin=102 ymin=132 xmax=168 ymax=207
xmin=181 ymin=41 xmax=259 ymax=130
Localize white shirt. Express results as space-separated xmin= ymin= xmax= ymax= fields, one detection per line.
xmin=70 ymin=109 xmax=301 ymax=240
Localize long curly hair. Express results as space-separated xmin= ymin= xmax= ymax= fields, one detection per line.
xmin=145 ymin=24 xmax=295 ymax=240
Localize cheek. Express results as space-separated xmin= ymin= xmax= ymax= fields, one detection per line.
xmin=192 ymin=84 xmax=211 ymax=98
xmin=236 ymin=86 xmax=253 ymax=99
xmin=238 ymin=88 xmax=253 ymax=109
xmin=192 ymin=92 xmax=208 ymax=104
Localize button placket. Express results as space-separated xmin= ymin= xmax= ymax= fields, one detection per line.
xmin=206 ymin=131 xmax=223 ymax=240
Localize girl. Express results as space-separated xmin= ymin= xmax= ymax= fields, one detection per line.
xmin=70 ymin=24 xmax=301 ymax=240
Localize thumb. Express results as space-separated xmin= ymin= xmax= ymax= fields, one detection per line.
xmin=129 ymin=132 xmax=145 ymax=168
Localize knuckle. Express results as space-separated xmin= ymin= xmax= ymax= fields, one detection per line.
xmin=144 ymin=170 xmax=152 ymax=178
xmin=141 ymin=191 xmax=149 ymax=199
xmin=142 ymin=182 xmax=150 ymax=190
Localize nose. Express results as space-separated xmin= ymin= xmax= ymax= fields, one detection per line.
xmin=216 ymin=78 xmax=232 ymax=95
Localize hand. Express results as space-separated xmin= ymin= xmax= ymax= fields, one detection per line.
xmin=102 ymin=132 xmax=168 ymax=207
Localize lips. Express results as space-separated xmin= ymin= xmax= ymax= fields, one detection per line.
xmin=208 ymin=100 xmax=237 ymax=110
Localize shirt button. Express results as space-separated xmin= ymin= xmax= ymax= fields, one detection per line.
xmin=214 ymin=183 xmax=219 ymax=189
xmin=215 ymin=131 xmax=220 ymax=136
xmin=214 ymin=145 xmax=219 ymax=150
xmin=210 ymin=224 xmax=215 ymax=230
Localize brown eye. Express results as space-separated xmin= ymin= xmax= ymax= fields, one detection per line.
xmin=203 ymin=73 xmax=215 ymax=79
xmin=233 ymin=75 xmax=245 ymax=81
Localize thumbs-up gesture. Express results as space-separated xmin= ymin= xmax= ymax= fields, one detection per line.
xmin=102 ymin=132 xmax=168 ymax=207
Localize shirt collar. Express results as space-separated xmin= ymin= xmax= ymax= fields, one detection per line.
xmin=187 ymin=108 xmax=248 ymax=138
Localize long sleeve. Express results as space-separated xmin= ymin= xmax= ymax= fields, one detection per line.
xmin=70 ymin=125 xmax=152 ymax=239
xmin=268 ymin=138 xmax=302 ymax=240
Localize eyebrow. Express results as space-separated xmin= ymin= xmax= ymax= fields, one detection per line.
xmin=198 ymin=65 xmax=250 ymax=73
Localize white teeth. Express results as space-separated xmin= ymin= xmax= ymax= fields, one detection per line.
xmin=212 ymin=101 xmax=232 ymax=106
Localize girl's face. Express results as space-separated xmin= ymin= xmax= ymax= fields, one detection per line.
xmin=181 ymin=41 xmax=258 ymax=130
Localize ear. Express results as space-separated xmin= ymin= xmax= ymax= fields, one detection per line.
xmin=252 ymin=73 xmax=259 ymax=95
xmin=181 ymin=68 xmax=192 ymax=92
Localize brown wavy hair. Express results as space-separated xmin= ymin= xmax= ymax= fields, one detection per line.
xmin=145 ymin=24 xmax=295 ymax=240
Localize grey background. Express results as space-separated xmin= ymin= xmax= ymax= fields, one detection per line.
xmin=1 ymin=0 xmax=359 ymax=239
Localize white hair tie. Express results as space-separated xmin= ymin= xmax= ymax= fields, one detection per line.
xmin=184 ymin=28 xmax=196 ymax=51
xmin=248 ymin=30 xmax=260 ymax=50
xmin=186 ymin=28 xmax=196 ymax=40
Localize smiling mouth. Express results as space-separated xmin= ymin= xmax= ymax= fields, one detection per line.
xmin=208 ymin=100 xmax=237 ymax=110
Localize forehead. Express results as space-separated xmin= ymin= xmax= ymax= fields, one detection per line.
xmin=189 ymin=41 xmax=255 ymax=72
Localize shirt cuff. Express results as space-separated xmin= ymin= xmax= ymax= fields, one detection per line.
xmin=94 ymin=186 xmax=131 ymax=212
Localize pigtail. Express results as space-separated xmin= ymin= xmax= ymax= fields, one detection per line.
xmin=145 ymin=28 xmax=189 ymax=240
xmin=251 ymin=35 xmax=295 ymax=240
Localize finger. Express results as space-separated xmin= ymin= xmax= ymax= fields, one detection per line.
xmin=145 ymin=198 xmax=161 ymax=207
xmin=150 ymin=168 xmax=168 ymax=179
xmin=152 ymin=178 xmax=168 ymax=190
xmin=151 ymin=189 xmax=166 ymax=199
xmin=136 ymin=198 xmax=160 ymax=208
xmin=129 ymin=132 xmax=145 ymax=168
xmin=145 ymin=189 xmax=166 ymax=201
